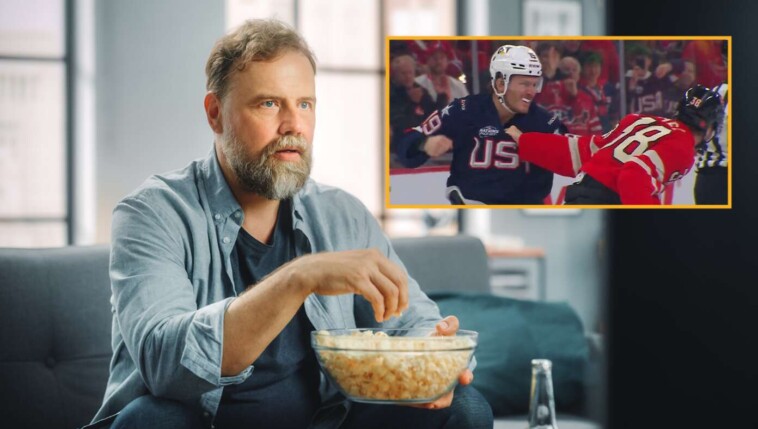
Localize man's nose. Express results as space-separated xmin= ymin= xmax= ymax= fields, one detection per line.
xmin=279 ymin=106 xmax=305 ymax=136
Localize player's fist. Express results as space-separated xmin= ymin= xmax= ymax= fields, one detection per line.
xmin=505 ymin=125 xmax=522 ymax=144
xmin=423 ymin=135 xmax=453 ymax=157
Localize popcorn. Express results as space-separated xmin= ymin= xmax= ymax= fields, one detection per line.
xmin=313 ymin=330 xmax=476 ymax=402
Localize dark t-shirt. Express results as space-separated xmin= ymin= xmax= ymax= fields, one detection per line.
xmin=215 ymin=200 xmax=321 ymax=429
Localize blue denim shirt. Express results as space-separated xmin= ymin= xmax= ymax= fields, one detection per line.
xmin=93 ymin=149 xmax=444 ymax=425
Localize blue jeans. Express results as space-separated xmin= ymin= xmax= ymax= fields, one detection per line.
xmin=109 ymin=395 xmax=207 ymax=429
xmin=95 ymin=384 xmax=493 ymax=429
xmin=339 ymin=384 xmax=493 ymax=429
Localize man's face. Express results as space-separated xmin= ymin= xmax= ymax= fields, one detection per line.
xmin=219 ymin=50 xmax=316 ymax=200
xmin=582 ymin=62 xmax=601 ymax=82
xmin=538 ymin=47 xmax=560 ymax=70
xmin=503 ymin=75 xmax=540 ymax=114
xmin=559 ymin=58 xmax=581 ymax=81
xmin=392 ymin=60 xmax=416 ymax=89
xmin=427 ymin=50 xmax=449 ymax=75
xmin=678 ymin=62 xmax=696 ymax=89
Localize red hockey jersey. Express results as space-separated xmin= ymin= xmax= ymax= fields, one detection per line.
xmin=518 ymin=114 xmax=696 ymax=204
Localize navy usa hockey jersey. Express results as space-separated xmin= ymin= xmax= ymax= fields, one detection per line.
xmin=393 ymin=92 xmax=567 ymax=204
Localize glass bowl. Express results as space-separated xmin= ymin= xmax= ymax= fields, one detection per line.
xmin=311 ymin=328 xmax=478 ymax=404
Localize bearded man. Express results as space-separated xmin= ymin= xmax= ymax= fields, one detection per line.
xmin=86 ymin=18 xmax=492 ymax=429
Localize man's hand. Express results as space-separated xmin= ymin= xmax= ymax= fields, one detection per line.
xmin=287 ymin=249 xmax=409 ymax=323
xmin=408 ymin=315 xmax=474 ymax=410
xmin=423 ymin=135 xmax=453 ymax=157
xmin=655 ymin=62 xmax=673 ymax=79
xmin=505 ymin=125 xmax=523 ymax=145
xmin=564 ymin=78 xmax=578 ymax=97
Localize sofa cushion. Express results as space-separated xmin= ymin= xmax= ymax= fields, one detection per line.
xmin=392 ymin=235 xmax=491 ymax=294
xmin=0 ymin=245 xmax=112 ymax=429
xmin=429 ymin=292 xmax=590 ymax=416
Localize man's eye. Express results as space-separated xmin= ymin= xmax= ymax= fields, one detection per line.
xmin=300 ymin=101 xmax=312 ymax=109
xmin=262 ymin=100 xmax=276 ymax=108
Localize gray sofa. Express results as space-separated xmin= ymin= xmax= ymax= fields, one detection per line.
xmin=0 ymin=236 xmax=601 ymax=429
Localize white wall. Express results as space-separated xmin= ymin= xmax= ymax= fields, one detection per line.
xmin=94 ymin=0 xmax=224 ymax=242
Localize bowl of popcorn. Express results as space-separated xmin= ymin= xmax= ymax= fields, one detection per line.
xmin=311 ymin=328 xmax=478 ymax=404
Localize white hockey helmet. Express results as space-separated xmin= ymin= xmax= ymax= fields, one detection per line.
xmin=489 ymin=45 xmax=543 ymax=98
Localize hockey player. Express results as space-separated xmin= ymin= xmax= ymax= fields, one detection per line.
xmin=393 ymin=44 xmax=567 ymax=205
xmin=505 ymin=85 xmax=723 ymax=205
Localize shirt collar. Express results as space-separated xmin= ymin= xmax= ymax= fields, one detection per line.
xmin=200 ymin=147 xmax=242 ymax=221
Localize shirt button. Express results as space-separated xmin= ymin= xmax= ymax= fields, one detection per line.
xmin=214 ymin=213 xmax=221 ymax=220
xmin=222 ymin=236 xmax=230 ymax=244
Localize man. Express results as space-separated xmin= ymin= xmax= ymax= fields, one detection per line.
xmin=414 ymin=41 xmax=469 ymax=109
xmin=532 ymin=42 xmax=570 ymax=122
xmin=505 ymin=85 xmax=724 ymax=205
xmin=577 ymin=52 xmax=613 ymax=133
xmin=393 ymin=44 xmax=566 ymax=205
xmin=559 ymin=56 xmax=603 ymax=136
xmin=625 ymin=45 xmax=662 ymax=115
xmin=89 ymin=19 xmax=492 ymax=429
xmin=694 ymin=40 xmax=728 ymax=205
xmin=655 ymin=59 xmax=697 ymax=117
xmin=389 ymin=54 xmax=436 ymax=150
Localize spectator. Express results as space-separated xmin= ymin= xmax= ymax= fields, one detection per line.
xmin=560 ymin=56 xmax=603 ymax=136
xmin=414 ymin=41 xmax=469 ymax=108
xmin=655 ymin=59 xmax=697 ymax=117
xmin=533 ymin=41 xmax=570 ymax=121
xmin=389 ymin=55 xmax=436 ymax=151
xmin=625 ymin=44 xmax=662 ymax=115
xmin=578 ymin=52 xmax=614 ymax=132
xmin=88 ymin=18 xmax=492 ymax=429
xmin=563 ymin=40 xmax=621 ymax=87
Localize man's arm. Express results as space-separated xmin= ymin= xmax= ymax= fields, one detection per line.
xmin=222 ymin=248 xmax=409 ymax=375
xmin=507 ymin=126 xmax=598 ymax=177
xmin=111 ymin=194 xmax=230 ymax=401
xmin=112 ymin=191 xmax=410 ymax=400
xmin=393 ymin=99 xmax=463 ymax=168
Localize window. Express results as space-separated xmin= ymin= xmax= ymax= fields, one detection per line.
xmin=0 ymin=0 xmax=69 ymax=247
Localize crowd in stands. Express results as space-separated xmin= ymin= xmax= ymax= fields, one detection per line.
xmin=389 ymin=39 xmax=727 ymax=146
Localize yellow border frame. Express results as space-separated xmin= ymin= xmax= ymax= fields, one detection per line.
xmin=384 ymin=35 xmax=732 ymax=210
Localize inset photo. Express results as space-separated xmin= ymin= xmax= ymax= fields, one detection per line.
xmin=386 ymin=37 xmax=730 ymax=208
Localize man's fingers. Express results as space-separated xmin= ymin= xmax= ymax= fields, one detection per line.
xmin=458 ymin=369 xmax=474 ymax=385
xmin=376 ymin=257 xmax=408 ymax=316
xmin=407 ymin=390 xmax=454 ymax=410
xmin=354 ymin=279 xmax=386 ymax=323
xmin=436 ymin=315 xmax=459 ymax=336
xmin=369 ymin=271 xmax=399 ymax=322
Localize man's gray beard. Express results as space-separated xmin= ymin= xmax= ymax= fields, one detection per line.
xmin=221 ymin=130 xmax=312 ymax=200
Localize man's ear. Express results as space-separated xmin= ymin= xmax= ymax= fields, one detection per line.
xmin=204 ymin=92 xmax=224 ymax=134
xmin=495 ymin=77 xmax=505 ymax=93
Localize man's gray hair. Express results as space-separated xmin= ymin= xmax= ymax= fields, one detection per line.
xmin=205 ymin=19 xmax=317 ymax=100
